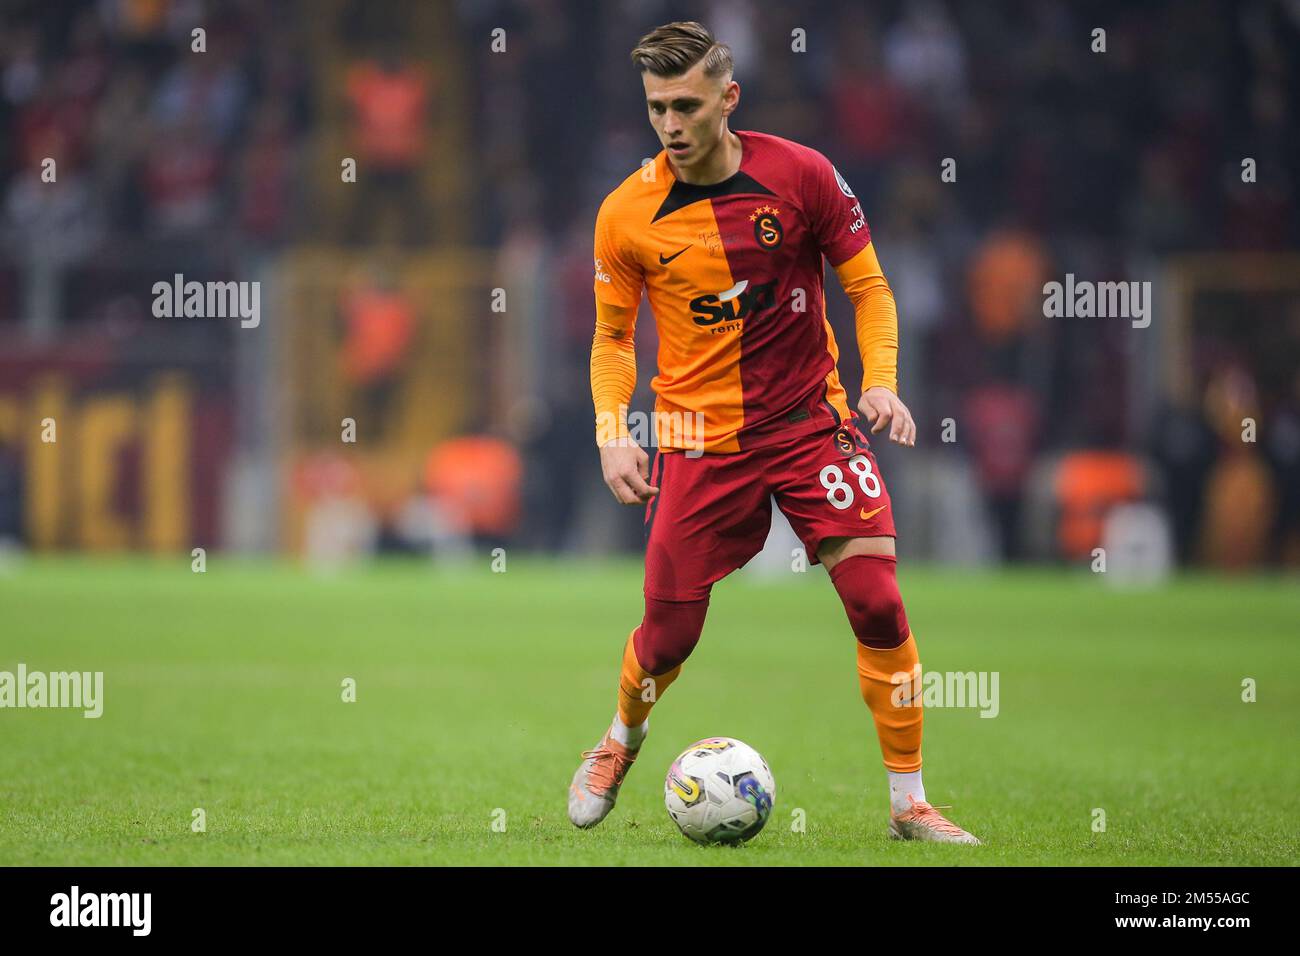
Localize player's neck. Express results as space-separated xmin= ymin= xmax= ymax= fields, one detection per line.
xmin=671 ymin=129 xmax=743 ymax=186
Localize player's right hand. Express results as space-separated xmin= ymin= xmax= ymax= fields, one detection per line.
xmin=598 ymin=438 xmax=659 ymax=505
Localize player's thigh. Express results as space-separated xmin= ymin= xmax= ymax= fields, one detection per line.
xmin=770 ymin=417 xmax=897 ymax=568
xmin=644 ymin=449 xmax=772 ymax=602
xmin=817 ymin=533 xmax=895 ymax=572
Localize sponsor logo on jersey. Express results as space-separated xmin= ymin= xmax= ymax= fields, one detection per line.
xmin=690 ymin=278 xmax=776 ymax=327
xmin=849 ymin=201 xmax=866 ymax=234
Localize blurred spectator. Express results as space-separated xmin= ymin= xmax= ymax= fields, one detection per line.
xmin=3 ymin=157 xmax=103 ymax=336
xmin=883 ymin=0 xmax=967 ymax=119
xmin=150 ymin=38 xmax=247 ymax=143
xmin=140 ymin=116 xmax=222 ymax=237
xmin=424 ymin=436 xmax=523 ymax=548
xmin=338 ymin=263 xmax=417 ymax=442
xmin=964 ymin=384 xmax=1041 ymax=559
xmin=1265 ymin=369 xmax=1300 ymax=564
xmin=235 ymin=102 xmax=300 ymax=244
xmin=967 ymin=228 xmax=1050 ymax=343
xmin=2 ymin=26 xmax=44 ymax=108
xmin=1199 ymin=367 xmax=1276 ymax=568
xmin=1150 ymin=403 xmax=1218 ymax=565
xmin=344 ymin=48 xmax=431 ymax=244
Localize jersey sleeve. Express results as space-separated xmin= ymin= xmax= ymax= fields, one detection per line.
xmin=590 ymin=300 xmax=638 ymax=445
xmin=593 ymin=193 xmax=644 ymax=308
xmin=834 ymin=243 xmax=899 ymax=395
xmin=803 ymin=149 xmax=872 ymax=268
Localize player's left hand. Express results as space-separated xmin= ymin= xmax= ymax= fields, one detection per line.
xmin=858 ymin=386 xmax=916 ymax=447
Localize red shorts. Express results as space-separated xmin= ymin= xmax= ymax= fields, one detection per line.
xmin=643 ymin=415 xmax=896 ymax=601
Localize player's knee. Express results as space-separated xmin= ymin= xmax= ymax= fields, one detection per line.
xmin=635 ymin=594 xmax=709 ymax=674
xmin=829 ymin=554 xmax=910 ymax=649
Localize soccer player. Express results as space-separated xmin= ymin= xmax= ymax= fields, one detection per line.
xmin=569 ymin=21 xmax=979 ymax=844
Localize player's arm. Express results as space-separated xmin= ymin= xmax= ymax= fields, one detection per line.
xmin=803 ymin=148 xmax=915 ymax=448
xmin=834 ymin=243 xmax=915 ymax=446
xmin=592 ymin=302 xmax=658 ymax=504
xmin=591 ymin=197 xmax=658 ymax=504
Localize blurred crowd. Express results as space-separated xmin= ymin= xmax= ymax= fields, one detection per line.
xmin=461 ymin=0 xmax=1300 ymax=566
xmin=0 ymin=0 xmax=312 ymax=338
xmin=1 ymin=0 xmax=1297 ymax=566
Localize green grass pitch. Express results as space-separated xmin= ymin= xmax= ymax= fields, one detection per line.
xmin=1 ymin=556 xmax=1296 ymax=866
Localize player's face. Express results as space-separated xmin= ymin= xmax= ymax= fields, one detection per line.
xmin=642 ymin=61 xmax=738 ymax=170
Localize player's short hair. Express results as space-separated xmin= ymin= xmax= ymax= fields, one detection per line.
xmin=630 ymin=21 xmax=733 ymax=80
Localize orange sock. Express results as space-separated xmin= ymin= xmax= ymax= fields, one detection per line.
xmin=856 ymin=632 xmax=923 ymax=772
xmin=616 ymin=628 xmax=681 ymax=727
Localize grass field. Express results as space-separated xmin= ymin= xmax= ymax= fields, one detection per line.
xmin=1 ymin=556 xmax=1296 ymax=866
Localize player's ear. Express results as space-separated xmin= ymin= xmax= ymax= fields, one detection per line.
xmin=721 ymin=79 xmax=739 ymax=116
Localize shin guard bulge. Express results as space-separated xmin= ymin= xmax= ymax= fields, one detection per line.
xmin=830 ymin=553 xmax=923 ymax=772
xmin=615 ymin=595 xmax=708 ymax=726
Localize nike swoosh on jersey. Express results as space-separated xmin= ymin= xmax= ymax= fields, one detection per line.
xmin=658 ymin=244 xmax=692 ymax=265
xmin=859 ymin=504 xmax=887 ymax=521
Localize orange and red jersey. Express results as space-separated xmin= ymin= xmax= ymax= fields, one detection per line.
xmin=345 ymin=63 xmax=429 ymax=169
xmin=591 ymin=129 xmax=897 ymax=453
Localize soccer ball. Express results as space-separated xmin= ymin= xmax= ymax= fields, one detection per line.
xmin=664 ymin=737 xmax=775 ymax=844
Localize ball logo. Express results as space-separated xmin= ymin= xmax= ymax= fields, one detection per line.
xmin=737 ymin=774 xmax=773 ymax=816
xmin=667 ymin=760 xmax=703 ymax=804
xmin=750 ymin=205 xmax=783 ymax=250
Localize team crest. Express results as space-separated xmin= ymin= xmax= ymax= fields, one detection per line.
xmin=750 ymin=205 xmax=783 ymax=251
xmin=834 ymin=423 xmax=869 ymax=458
